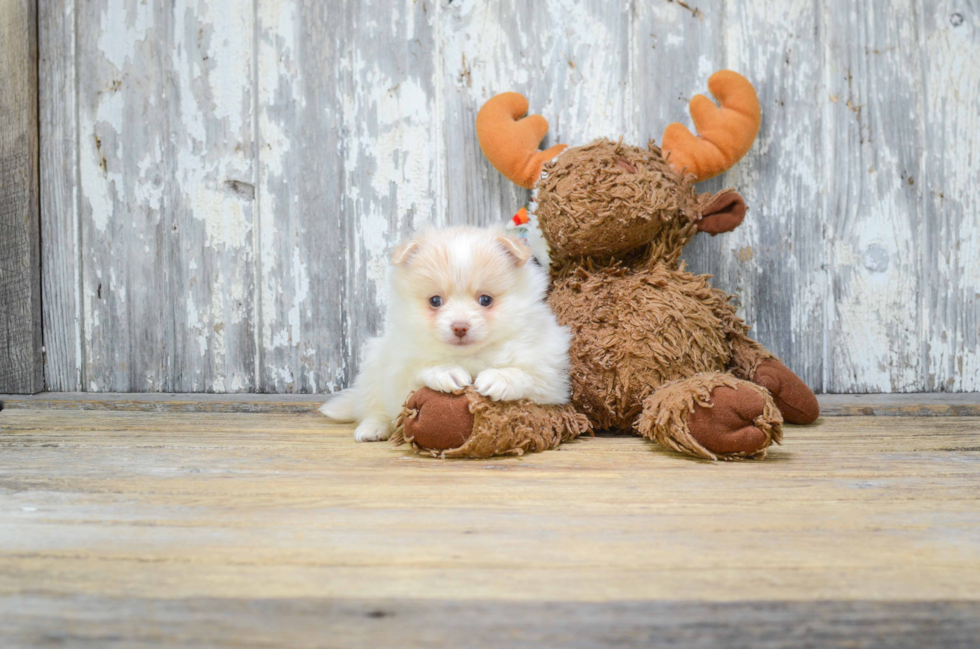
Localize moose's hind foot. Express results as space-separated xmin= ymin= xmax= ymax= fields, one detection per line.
xmin=752 ymin=360 xmax=820 ymax=424
xmin=638 ymin=373 xmax=783 ymax=460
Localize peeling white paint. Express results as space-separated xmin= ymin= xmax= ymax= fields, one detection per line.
xmin=50 ymin=0 xmax=980 ymax=394
xmin=257 ymin=0 xmax=297 ymax=362
xmin=921 ymin=4 xmax=980 ymax=391
xmin=79 ymin=132 xmax=117 ymax=233
xmin=98 ymin=0 xmax=153 ymax=71
xmin=351 ymin=72 xmax=436 ymax=286
xmin=203 ymin=6 xmax=252 ymax=135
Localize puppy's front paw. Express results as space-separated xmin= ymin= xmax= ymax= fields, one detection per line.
xmin=354 ymin=418 xmax=391 ymax=442
xmin=474 ymin=369 xmax=529 ymax=401
xmin=419 ymin=366 xmax=472 ymax=393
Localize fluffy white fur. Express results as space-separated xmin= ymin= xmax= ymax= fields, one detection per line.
xmin=320 ymin=226 xmax=571 ymax=442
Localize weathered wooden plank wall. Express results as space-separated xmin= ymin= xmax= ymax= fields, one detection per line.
xmin=37 ymin=0 xmax=980 ymax=394
xmin=0 ymin=0 xmax=43 ymax=394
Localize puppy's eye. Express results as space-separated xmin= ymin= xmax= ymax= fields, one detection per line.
xmin=428 ymin=296 xmax=443 ymax=308
xmin=478 ymin=295 xmax=493 ymax=307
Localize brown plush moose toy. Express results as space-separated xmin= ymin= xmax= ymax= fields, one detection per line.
xmin=393 ymin=70 xmax=819 ymax=461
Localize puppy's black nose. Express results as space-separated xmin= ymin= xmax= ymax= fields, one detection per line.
xmin=451 ymin=322 xmax=470 ymax=338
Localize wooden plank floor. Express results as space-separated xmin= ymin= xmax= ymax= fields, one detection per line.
xmin=1 ymin=406 xmax=979 ymax=647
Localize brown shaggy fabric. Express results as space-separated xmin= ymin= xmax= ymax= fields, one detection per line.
xmin=536 ymin=139 xmax=699 ymax=261
xmin=636 ymin=373 xmax=783 ymax=461
xmin=529 ymin=139 xmax=799 ymax=457
xmin=549 ymin=262 xmax=732 ymax=430
xmin=393 ymin=388 xmax=591 ymax=459
xmin=709 ymin=289 xmax=777 ymax=380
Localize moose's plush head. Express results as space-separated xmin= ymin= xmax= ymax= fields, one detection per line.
xmin=476 ymin=71 xmax=761 ymax=267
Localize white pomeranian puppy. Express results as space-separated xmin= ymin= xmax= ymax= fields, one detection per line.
xmin=320 ymin=226 xmax=571 ymax=442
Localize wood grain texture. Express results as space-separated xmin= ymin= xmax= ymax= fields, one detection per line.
xmin=0 ymin=408 xmax=978 ymax=645
xmin=168 ymin=0 xmax=258 ymax=393
xmin=70 ymin=0 xmax=259 ymax=393
xmin=2 ymin=391 xmax=977 ymax=416
xmin=255 ymin=0 xmax=347 ymax=394
xmin=816 ymin=392 xmax=980 ymax=416
xmin=0 ymin=0 xmax=42 ymax=394
xmin=0 ymin=391 xmax=325 ymax=413
xmin=921 ymin=0 xmax=980 ymax=391
xmin=74 ymin=0 xmax=172 ymax=392
xmin=720 ymin=0 xmax=826 ymax=391
xmin=39 ymin=0 xmax=81 ymax=392
xmin=824 ymin=0 xmax=925 ymax=392
xmin=3 ymin=597 xmax=979 ymax=648
xmin=37 ymin=0 xmax=980 ymax=393
xmin=442 ymin=0 xmax=633 ymax=228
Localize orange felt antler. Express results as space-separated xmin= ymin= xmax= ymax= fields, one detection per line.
xmin=661 ymin=70 xmax=761 ymax=182
xmin=476 ymin=93 xmax=567 ymax=189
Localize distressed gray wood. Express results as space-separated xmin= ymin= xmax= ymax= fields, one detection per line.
xmin=74 ymin=0 xmax=174 ymax=391
xmin=2 ymin=391 xmax=978 ymax=416
xmin=816 ymin=392 xmax=980 ymax=417
xmin=254 ymin=1 xmax=345 ymax=394
xmin=921 ymin=0 xmax=980 ymax=391
xmin=71 ymin=0 xmax=258 ymax=393
xmin=440 ymin=0 xmax=525 ymax=228
xmin=3 ymin=596 xmax=979 ymax=649
xmin=721 ymin=0 xmax=826 ymax=392
xmin=824 ymin=1 xmax=926 ymax=393
xmin=338 ymin=0 xmax=442 ymax=385
xmin=37 ymin=0 xmax=980 ymax=393
xmin=167 ymin=0 xmax=258 ymax=393
xmin=441 ymin=0 xmax=633 ymax=228
xmin=39 ymin=0 xmax=81 ymax=392
xmin=0 ymin=0 xmax=42 ymax=394
xmin=0 ymin=391 xmax=325 ymax=414
xmin=255 ymin=0 xmax=439 ymax=393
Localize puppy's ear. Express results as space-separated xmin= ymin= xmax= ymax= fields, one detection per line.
xmin=496 ymin=235 xmax=531 ymax=267
xmin=391 ymin=240 xmax=420 ymax=266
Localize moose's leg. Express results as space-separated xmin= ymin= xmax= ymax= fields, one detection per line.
xmin=708 ymin=289 xmax=820 ymax=425
xmin=636 ymin=373 xmax=783 ymax=460
xmin=392 ymin=387 xmax=590 ymax=459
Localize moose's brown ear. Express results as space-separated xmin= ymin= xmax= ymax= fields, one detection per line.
xmin=697 ymin=190 xmax=746 ymax=235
